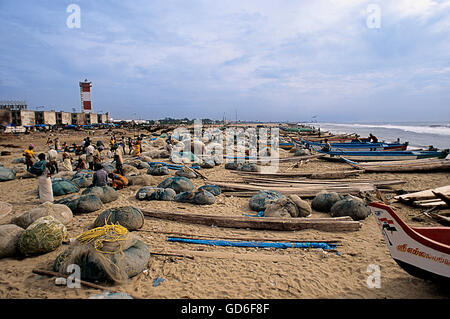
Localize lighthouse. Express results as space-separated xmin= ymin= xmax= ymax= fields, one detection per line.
xmin=79 ymin=79 xmax=92 ymax=112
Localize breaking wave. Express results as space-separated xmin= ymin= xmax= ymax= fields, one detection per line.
xmin=316 ymin=123 xmax=450 ymax=136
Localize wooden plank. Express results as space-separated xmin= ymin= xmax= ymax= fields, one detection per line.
xmin=232 ymin=169 xmax=364 ymax=178
xmin=142 ymin=210 xmax=361 ymax=232
xmin=394 ymin=185 xmax=450 ymax=201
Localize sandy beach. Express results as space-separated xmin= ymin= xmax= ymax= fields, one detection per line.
xmin=0 ymin=127 xmax=449 ymax=300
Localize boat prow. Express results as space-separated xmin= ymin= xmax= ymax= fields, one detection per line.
xmin=369 ymin=202 xmax=450 ymax=282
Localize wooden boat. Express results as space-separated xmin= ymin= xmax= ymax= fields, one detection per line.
xmin=279 ymin=142 xmax=294 ymax=150
xmin=302 ymin=140 xmax=408 ymax=151
xmin=342 ymin=157 xmax=450 ymax=173
xmin=311 ymin=146 xmax=449 ymax=162
xmin=143 ymin=210 xmax=361 ymax=232
xmin=293 ymin=135 xmax=357 ymax=143
xmin=369 ymin=202 xmax=450 ymax=282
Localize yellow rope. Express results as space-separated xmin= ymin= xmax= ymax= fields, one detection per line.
xmin=76 ymin=222 xmax=129 ymax=254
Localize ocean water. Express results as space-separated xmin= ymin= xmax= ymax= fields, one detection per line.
xmin=304 ymin=122 xmax=450 ymax=150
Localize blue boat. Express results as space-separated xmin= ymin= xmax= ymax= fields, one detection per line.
xmin=301 ymin=139 xmax=408 ymax=151
xmin=311 ymin=146 xmax=449 ymax=162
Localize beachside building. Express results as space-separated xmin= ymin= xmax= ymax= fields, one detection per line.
xmin=35 ymin=111 xmax=57 ymax=125
xmin=56 ymin=111 xmax=72 ymax=125
xmin=71 ymin=112 xmax=86 ymax=125
xmin=0 ymin=109 xmax=12 ymax=126
xmin=10 ymin=109 xmax=36 ymax=126
xmin=97 ymin=113 xmax=108 ymax=124
xmin=85 ymin=112 xmax=98 ymax=125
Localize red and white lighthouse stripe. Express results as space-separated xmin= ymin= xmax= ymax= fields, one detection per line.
xmin=79 ymin=79 xmax=92 ymax=112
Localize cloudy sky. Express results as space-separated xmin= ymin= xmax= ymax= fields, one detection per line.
xmin=1 ymin=0 xmax=449 ymax=122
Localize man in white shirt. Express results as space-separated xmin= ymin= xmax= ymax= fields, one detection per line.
xmin=113 ymin=144 xmax=124 ymax=176
xmin=85 ymin=144 xmax=95 ymax=170
xmin=47 ymin=147 xmax=59 ymax=173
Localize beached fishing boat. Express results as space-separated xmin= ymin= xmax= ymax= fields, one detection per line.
xmin=342 ymin=158 xmax=450 ymax=173
xmin=302 ymin=140 xmax=408 ymax=151
xmin=294 ymin=135 xmax=357 ymax=143
xmin=279 ymin=142 xmax=294 ymax=150
xmin=310 ymin=146 xmax=449 ymax=162
xmin=370 ymin=202 xmax=450 ymax=282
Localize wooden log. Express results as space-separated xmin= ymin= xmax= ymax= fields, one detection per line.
xmin=232 ymin=169 xmax=364 ymax=178
xmin=142 ymin=210 xmax=361 ymax=232
xmin=432 ymin=191 xmax=450 ymax=206
xmin=394 ymin=185 xmax=450 ymax=201
xmin=428 ymin=213 xmax=450 ymax=226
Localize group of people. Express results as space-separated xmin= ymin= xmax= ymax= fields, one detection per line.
xmin=22 ymin=133 xmax=148 ymax=204
xmin=109 ymin=133 xmax=143 ymax=156
xmin=319 ymin=133 xmax=379 ymax=152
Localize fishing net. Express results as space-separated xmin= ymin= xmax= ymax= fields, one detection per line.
xmin=157 ymin=176 xmax=194 ymax=194
xmin=18 ymin=216 xmax=67 ymax=256
xmin=330 ymin=196 xmax=371 ymax=221
xmin=54 ymin=224 xmax=150 ymax=283
xmin=175 ymin=167 xmax=197 ymax=179
xmin=135 ymin=186 xmax=176 ymax=201
xmin=82 ymin=186 xmax=118 ymax=203
xmin=198 ymin=185 xmax=221 ymax=196
xmin=249 ymin=190 xmax=285 ymax=212
xmin=93 ymin=206 xmax=144 ymax=231
xmin=0 ymin=224 xmax=24 ymax=258
xmin=52 ymin=178 xmax=80 ymax=196
xmin=312 ymin=192 xmax=344 ymax=213
xmin=0 ymin=166 xmax=16 ymax=182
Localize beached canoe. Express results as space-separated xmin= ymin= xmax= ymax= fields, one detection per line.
xmin=342 ymin=158 xmax=450 ymax=173
xmin=311 ymin=146 xmax=449 ymax=162
xmin=301 ymin=140 xmax=408 ymax=151
xmin=370 ymin=202 xmax=450 ymax=282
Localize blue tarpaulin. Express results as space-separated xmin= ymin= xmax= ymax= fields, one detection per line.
xmin=148 ymin=162 xmax=200 ymax=170
xmin=167 ymin=237 xmax=338 ymax=250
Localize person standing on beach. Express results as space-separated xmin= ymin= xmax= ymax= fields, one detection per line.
xmin=62 ymin=147 xmax=73 ymax=171
xmin=85 ymin=143 xmax=95 ymax=170
xmin=47 ymin=147 xmax=59 ymax=174
xmin=23 ymin=144 xmax=36 ymax=170
xmin=54 ymin=138 xmax=60 ymax=151
xmin=29 ymin=153 xmax=54 ymax=203
xmin=93 ymin=145 xmax=102 ymax=167
xmin=135 ymin=140 xmax=141 ymax=157
xmin=112 ymin=144 xmax=124 ymax=176
xmin=127 ymin=137 xmax=134 ymax=155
